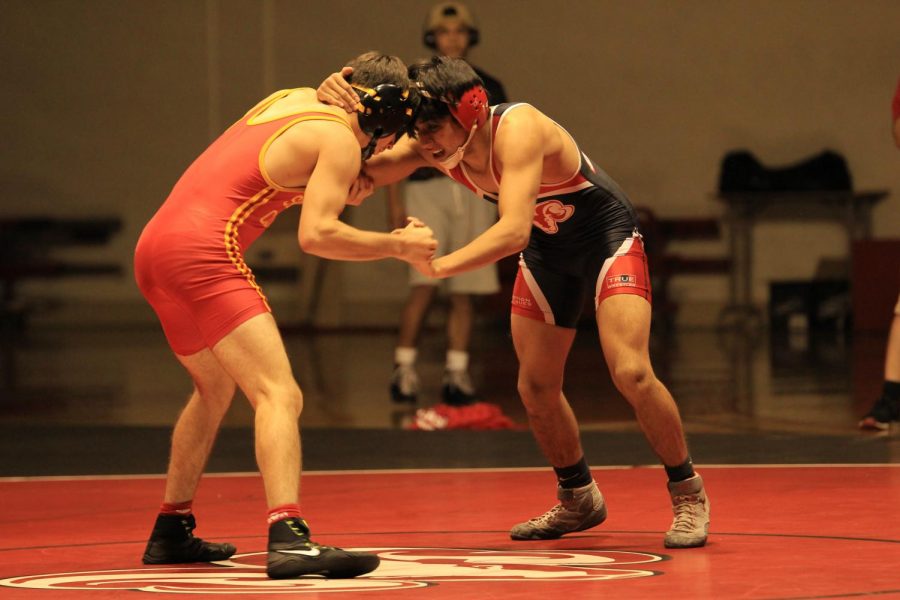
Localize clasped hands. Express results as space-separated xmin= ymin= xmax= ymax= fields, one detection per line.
xmin=391 ymin=216 xmax=441 ymax=278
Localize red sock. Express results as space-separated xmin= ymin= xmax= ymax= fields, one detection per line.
xmin=267 ymin=503 xmax=302 ymax=525
xmin=159 ymin=500 xmax=193 ymax=516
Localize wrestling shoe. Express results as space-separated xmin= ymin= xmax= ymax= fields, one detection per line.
xmin=390 ymin=364 xmax=418 ymax=404
xmin=441 ymin=369 xmax=476 ymax=406
xmin=267 ymin=517 xmax=380 ymax=579
xmin=510 ymin=481 xmax=607 ymax=540
xmin=142 ymin=514 xmax=236 ymax=564
xmin=665 ymin=474 xmax=710 ymax=548
xmin=858 ymin=393 xmax=899 ymax=431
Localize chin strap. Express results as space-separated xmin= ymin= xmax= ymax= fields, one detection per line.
xmin=361 ymin=128 xmax=383 ymax=161
xmin=438 ymin=122 xmax=479 ymax=170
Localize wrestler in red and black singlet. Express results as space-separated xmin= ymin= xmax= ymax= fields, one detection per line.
xmin=443 ymin=102 xmax=651 ymax=328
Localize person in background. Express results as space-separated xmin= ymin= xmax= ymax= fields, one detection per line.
xmin=388 ymin=1 xmax=508 ymax=406
xmin=858 ymin=75 xmax=900 ymax=431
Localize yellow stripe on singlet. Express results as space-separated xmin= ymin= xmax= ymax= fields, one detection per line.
xmin=258 ymin=112 xmax=353 ymax=192
xmin=245 ymin=89 xmax=355 ymax=192
xmin=246 ymin=88 xmax=350 ymax=125
xmin=224 ymin=187 xmax=279 ymax=311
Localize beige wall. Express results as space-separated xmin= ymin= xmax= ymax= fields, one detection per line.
xmin=3 ymin=0 xmax=899 ymax=325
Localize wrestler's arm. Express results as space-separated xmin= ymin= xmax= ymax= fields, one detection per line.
xmin=297 ymin=129 xmax=436 ymax=262
xmin=313 ymin=71 xmax=432 ymax=187
xmin=362 ymin=136 xmax=431 ymax=187
xmin=429 ymin=112 xmax=542 ymax=279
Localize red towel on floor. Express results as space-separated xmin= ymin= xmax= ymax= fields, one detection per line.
xmin=408 ymin=402 xmax=521 ymax=431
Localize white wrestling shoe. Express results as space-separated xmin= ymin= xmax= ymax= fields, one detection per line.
xmin=510 ymin=480 xmax=607 ymax=540
xmin=664 ymin=474 xmax=710 ymax=548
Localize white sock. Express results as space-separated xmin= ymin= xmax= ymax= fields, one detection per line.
xmin=395 ymin=347 xmax=417 ymax=366
xmin=446 ymin=350 xmax=469 ymax=372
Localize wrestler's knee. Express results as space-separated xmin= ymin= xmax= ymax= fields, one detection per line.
xmin=251 ymin=380 xmax=304 ymax=416
xmin=517 ymin=372 xmax=562 ymax=410
xmin=195 ymin=378 xmax=236 ymax=408
xmin=610 ymin=358 xmax=655 ymax=400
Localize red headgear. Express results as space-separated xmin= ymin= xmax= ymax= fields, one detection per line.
xmin=449 ymin=85 xmax=489 ymax=131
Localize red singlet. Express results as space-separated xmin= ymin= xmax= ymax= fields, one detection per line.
xmin=134 ymin=90 xmax=351 ymax=355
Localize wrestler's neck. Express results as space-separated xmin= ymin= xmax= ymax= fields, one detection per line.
xmin=459 ymin=123 xmax=491 ymax=170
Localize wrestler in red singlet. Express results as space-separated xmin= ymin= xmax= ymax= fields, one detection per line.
xmin=134 ymin=91 xmax=350 ymax=355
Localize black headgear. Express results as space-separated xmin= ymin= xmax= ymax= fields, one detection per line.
xmin=352 ymin=83 xmax=418 ymax=160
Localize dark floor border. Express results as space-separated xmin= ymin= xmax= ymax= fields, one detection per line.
xmin=1 ymin=426 xmax=895 ymax=477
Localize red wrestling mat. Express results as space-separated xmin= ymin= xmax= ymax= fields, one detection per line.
xmin=1 ymin=466 xmax=899 ymax=599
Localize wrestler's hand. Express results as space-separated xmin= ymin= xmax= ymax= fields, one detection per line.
xmin=429 ymin=256 xmax=449 ymax=279
xmin=392 ymin=219 xmax=437 ymax=264
xmin=346 ymin=172 xmax=374 ymax=206
xmin=411 ymin=259 xmax=436 ymax=278
xmin=403 ymin=216 xmax=427 ymax=228
xmin=316 ymin=67 xmax=359 ymax=113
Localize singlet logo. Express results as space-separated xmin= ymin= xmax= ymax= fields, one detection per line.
xmin=607 ymin=274 xmax=637 ymax=289
xmin=533 ymin=200 xmax=574 ymax=234
xmin=260 ymin=194 xmax=304 ymax=228
xmin=0 ymin=548 xmax=663 ymax=594
xmin=512 ymin=295 xmax=534 ymax=308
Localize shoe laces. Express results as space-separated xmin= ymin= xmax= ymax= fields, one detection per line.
xmin=527 ymin=503 xmax=566 ymax=527
xmin=671 ymin=494 xmax=704 ymax=530
xmin=299 ymin=538 xmax=325 ymax=550
xmin=178 ymin=515 xmax=197 ymax=538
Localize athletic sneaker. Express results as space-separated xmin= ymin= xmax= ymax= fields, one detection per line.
xmin=509 ymin=481 xmax=607 ymax=540
xmin=267 ymin=517 xmax=380 ymax=579
xmin=142 ymin=514 xmax=236 ymax=564
xmin=858 ymin=394 xmax=899 ymax=431
xmin=441 ymin=369 xmax=476 ymax=406
xmin=665 ymin=474 xmax=710 ymax=548
xmin=390 ymin=364 xmax=418 ymax=404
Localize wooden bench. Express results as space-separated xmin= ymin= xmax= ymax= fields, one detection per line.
xmin=1 ymin=217 xmax=123 ymax=329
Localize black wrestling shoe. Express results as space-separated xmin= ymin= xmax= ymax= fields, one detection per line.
xmin=266 ymin=517 xmax=380 ymax=579
xmin=142 ymin=514 xmax=236 ymax=564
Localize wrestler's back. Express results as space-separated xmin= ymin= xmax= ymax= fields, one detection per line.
xmin=144 ymin=89 xmax=349 ymax=251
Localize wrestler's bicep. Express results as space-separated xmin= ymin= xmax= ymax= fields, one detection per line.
xmin=299 ymin=138 xmax=359 ymax=236
xmin=363 ymin=137 xmax=430 ymax=187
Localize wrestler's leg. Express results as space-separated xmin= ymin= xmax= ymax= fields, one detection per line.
xmin=510 ymin=314 xmax=579 ymax=466
xmin=596 ymin=294 xmax=688 ymax=466
xmin=210 ymin=312 xmax=380 ymax=578
xmin=209 ymin=312 xmax=302 ymax=508
xmin=508 ymin=313 xmax=607 ymax=540
xmin=143 ymin=348 xmax=237 ymax=565
xmin=597 ymin=293 xmax=709 ymax=548
xmin=162 ymin=349 xmax=236 ymax=504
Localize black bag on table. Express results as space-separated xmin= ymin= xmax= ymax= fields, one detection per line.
xmin=718 ymin=149 xmax=852 ymax=192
